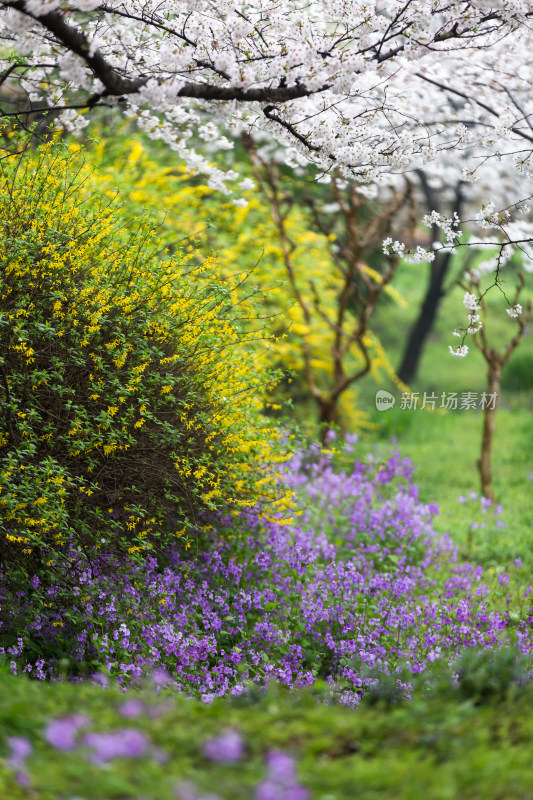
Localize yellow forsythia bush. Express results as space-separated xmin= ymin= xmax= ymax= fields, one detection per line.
xmin=0 ymin=141 xmax=292 ymax=576
xmin=89 ymin=135 xmax=405 ymax=432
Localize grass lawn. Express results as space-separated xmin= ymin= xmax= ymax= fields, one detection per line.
xmin=348 ymin=256 xmax=533 ymax=568
xmin=3 ymin=661 xmax=533 ymax=800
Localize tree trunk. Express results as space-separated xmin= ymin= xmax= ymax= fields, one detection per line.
xmin=477 ymin=360 xmax=501 ymax=503
xmin=397 ymin=173 xmax=463 ymax=385
xmin=318 ymin=400 xmax=338 ymax=445
xmin=397 ymin=261 xmax=449 ymax=384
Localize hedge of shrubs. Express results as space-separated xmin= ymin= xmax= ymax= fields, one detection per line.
xmin=0 ymin=140 xmax=290 ymax=592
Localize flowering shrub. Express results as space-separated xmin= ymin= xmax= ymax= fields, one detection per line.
xmin=89 ymin=134 xmax=404 ymax=433
xmin=0 ymin=141 xmax=290 ymax=588
xmin=3 ymin=440 xmax=529 ymax=697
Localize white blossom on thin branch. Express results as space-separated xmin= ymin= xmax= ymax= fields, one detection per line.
xmin=0 ymin=0 xmax=532 ymax=351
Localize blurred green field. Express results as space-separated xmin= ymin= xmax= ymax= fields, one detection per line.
xmin=3 ymin=655 xmax=533 ymax=800
xmin=351 ymin=256 xmax=533 ymax=568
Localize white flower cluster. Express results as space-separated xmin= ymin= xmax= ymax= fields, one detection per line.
xmin=506 ymin=304 xmax=523 ymax=318
xmin=404 ymin=246 xmax=435 ymax=265
xmin=382 ymin=238 xmax=405 ymax=257
xmin=0 ymin=0 xmax=532 ymax=250
xmin=462 ymin=292 xmax=483 ymax=334
xmin=382 ymin=238 xmax=435 ymax=264
xmin=423 ymin=211 xmax=462 ymax=245
xmin=475 ymin=202 xmax=511 ymax=230
xmin=463 ymin=292 xmax=480 ymax=313
xmin=24 ymin=0 xmax=61 ymax=16
xmin=449 ymin=345 xmax=469 ymax=357
xmin=449 ymin=292 xmax=483 ymax=355
xmin=461 ymin=168 xmax=479 ymax=184
xmin=70 ymin=0 xmax=102 ymax=10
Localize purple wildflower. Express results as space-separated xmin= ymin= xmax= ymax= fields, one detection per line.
xmin=255 ymin=751 xmax=309 ymax=800
xmin=83 ymin=728 xmax=148 ymax=763
xmin=5 ymin=737 xmax=32 ymax=788
xmin=0 ymin=444 xmax=524 ymax=699
xmin=175 ymin=781 xmax=222 ymax=800
xmin=119 ymin=699 xmax=144 ymax=718
xmin=43 ymin=714 xmax=89 ymax=751
xmin=203 ymin=730 xmax=244 ymax=763
xmin=265 ymin=751 xmax=296 ymax=782
xmin=151 ymin=667 xmax=172 ymax=689
xmin=6 ymin=736 xmax=32 ymax=768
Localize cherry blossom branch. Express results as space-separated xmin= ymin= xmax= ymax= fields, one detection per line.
xmin=416 ymin=72 xmax=533 ymax=145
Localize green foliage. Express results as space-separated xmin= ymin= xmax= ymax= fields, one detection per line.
xmin=84 ymin=132 xmax=406 ymax=434
xmin=454 ymin=648 xmax=530 ymax=704
xmin=502 ymin=351 xmax=533 ymax=392
xmin=0 ymin=140 xmax=291 ymax=583
xmin=2 ymin=660 xmax=533 ymax=799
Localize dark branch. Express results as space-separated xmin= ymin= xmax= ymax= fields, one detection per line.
xmin=416 ymin=71 xmax=533 ymax=145
xmin=262 ymin=105 xmax=325 ymax=153
xmin=4 ymin=0 xmax=145 ymax=95
xmin=2 ymin=1 xmax=329 ymax=105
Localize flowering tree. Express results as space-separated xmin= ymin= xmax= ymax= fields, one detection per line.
xmin=398 ymin=152 xmax=533 ymax=380
xmin=0 ymin=2 xmax=531 ymax=175
xmin=458 ymin=275 xmax=531 ymax=501
xmin=396 ymin=172 xmax=466 ymax=383
xmin=243 ymin=134 xmax=412 ymax=437
xmin=1 ymin=0 xmax=532 ymax=350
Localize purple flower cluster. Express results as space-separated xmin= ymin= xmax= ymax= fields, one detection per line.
xmin=4 ymin=719 xmax=307 ymax=800
xmin=458 ymin=491 xmax=506 ymax=531
xmin=5 ymin=736 xmax=32 ymax=787
xmin=0 ymin=444 xmax=530 ymax=701
xmin=84 ymin=728 xmax=148 ymax=763
xmin=41 ymin=713 xmax=152 ymax=763
xmin=255 ymin=751 xmax=309 ymax=800
xmin=174 ymin=747 xmax=308 ymax=800
xmin=44 ymin=714 xmax=89 ymax=750
xmin=203 ymin=730 xmax=244 ymax=763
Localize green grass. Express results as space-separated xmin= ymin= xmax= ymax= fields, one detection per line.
xmin=369 ymin=407 xmax=533 ymax=565
xmin=369 ymin=254 xmax=533 ymax=392
xmin=344 ymin=255 xmax=533 ymax=569
xmin=3 ymin=658 xmax=533 ymax=800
